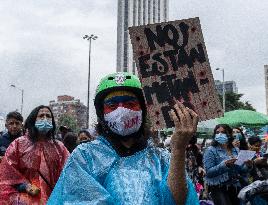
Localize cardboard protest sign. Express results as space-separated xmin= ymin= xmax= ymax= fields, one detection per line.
xmin=129 ymin=17 xmax=223 ymax=130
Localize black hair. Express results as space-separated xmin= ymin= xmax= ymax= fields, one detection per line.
xmin=233 ymin=127 xmax=248 ymax=150
xmin=189 ymin=135 xmax=197 ymax=145
xmin=24 ymin=105 xmax=56 ymax=142
xmin=211 ymin=124 xmax=234 ymax=149
xmin=248 ymin=136 xmax=262 ymax=146
xmin=6 ymin=111 xmax=23 ymax=122
xmin=59 ymin=126 xmax=71 ymax=132
xmin=78 ymin=129 xmax=91 ymax=138
xmin=63 ymin=132 xmax=77 ymax=153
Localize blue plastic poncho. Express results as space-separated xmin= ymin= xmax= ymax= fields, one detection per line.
xmin=47 ymin=137 xmax=199 ymax=205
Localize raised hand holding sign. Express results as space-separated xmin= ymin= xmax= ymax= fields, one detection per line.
xmin=170 ymin=101 xmax=198 ymax=149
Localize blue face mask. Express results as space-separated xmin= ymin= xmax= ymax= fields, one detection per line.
xmin=215 ymin=133 xmax=228 ymax=144
xmin=35 ymin=119 xmax=53 ymax=133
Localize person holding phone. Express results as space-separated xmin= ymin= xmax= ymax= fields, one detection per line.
xmin=247 ymin=136 xmax=268 ymax=182
xmin=203 ymin=124 xmax=252 ymax=205
xmin=232 ymin=127 xmax=248 ymax=150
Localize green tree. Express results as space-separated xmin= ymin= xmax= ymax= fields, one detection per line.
xmin=219 ymin=92 xmax=255 ymax=112
xmin=57 ymin=114 xmax=79 ymax=133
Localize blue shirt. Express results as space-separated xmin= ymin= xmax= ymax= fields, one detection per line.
xmin=47 ymin=137 xmax=199 ymax=205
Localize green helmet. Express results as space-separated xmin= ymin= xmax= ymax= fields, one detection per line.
xmin=94 ymin=72 xmax=145 ymax=118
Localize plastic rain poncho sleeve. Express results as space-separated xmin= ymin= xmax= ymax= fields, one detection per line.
xmin=47 ymin=137 xmax=199 ymax=205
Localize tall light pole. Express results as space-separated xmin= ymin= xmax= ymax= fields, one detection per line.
xmin=216 ymin=68 xmax=225 ymax=114
xmin=10 ymin=84 xmax=24 ymax=115
xmin=83 ymin=34 xmax=98 ymax=128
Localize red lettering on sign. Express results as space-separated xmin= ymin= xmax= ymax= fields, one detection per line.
xmin=124 ymin=116 xmax=139 ymax=129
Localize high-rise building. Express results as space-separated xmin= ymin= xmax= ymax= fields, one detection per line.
xmin=265 ymin=65 xmax=268 ymax=114
xmin=116 ymin=0 xmax=169 ymax=74
xmin=215 ymin=80 xmax=238 ymax=95
xmin=49 ymin=95 xmax=87 ymax=129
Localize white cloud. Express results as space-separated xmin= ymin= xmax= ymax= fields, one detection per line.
xmin=1 ymin=0 xmax=268 ymax=126
xmin=0 ymin=0 xmax=117 ymax=122
xmin=170 ymin=0 xmax=268 ymax=113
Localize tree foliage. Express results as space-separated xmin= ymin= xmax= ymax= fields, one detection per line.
xmin=57 ymin=114 xmax=79 ymax=133
xmin=219 ymin=92 xmax=255 ymax=112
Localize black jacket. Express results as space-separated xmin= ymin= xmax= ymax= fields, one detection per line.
xmin=0 ymin=132 xmax=21 ymax=156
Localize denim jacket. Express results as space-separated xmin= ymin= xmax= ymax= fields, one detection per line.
xmin=203 ymin=146 xmax=249 ymax=186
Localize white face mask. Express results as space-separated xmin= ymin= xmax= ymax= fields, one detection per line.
xmin=104 ymin=107 xmax=142 ymax=136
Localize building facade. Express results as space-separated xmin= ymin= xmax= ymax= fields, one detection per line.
xmin=215 ymin=80 xmax=238 ymax=95
xmin=116 ymin=0 xmax=169 ymax=74
xmin=265 ymin=65 xmax=268 ymax=114
xmin=49 ymin=95 xmax=87 ymax=129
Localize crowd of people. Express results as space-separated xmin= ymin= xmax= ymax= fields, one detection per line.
xmin=180 ymin=124 xmax=268 ymax=205
xmin=0 ymin=72 xmax=268 ymax=205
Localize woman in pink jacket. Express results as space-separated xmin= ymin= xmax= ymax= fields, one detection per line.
xmin=0 ymin=105 xmax=69 ymax=205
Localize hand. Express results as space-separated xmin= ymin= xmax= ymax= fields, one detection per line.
xmin=225 ymin=158 xmax=237 ymax=167
xmin=25 ymin=184 xmax=40 ymax=196
xmin=244 ymin=160 xmax=253 ymax=167
xmin=170 ymin=102 xmax=198 ymax=151
xmin=232 ymin=140 xmax=240 ymax=148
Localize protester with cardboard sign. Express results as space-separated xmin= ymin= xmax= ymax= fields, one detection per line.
xmin=47 ymin=72 xmax=199 ymax=205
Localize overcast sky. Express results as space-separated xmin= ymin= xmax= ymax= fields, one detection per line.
xmin=1 ymin=0 xmax=268 ymax=125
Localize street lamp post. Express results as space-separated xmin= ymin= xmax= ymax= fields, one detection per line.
xmin=83 ymin=34 xmax=98 ymax=128
xmin=216 ymin=68 xmax=225 ymax=114
xmin=10 ymin=84 xmax=24 ymax=115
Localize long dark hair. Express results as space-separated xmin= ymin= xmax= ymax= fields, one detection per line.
xmin=24 ymin=105 xmax=56 ymax=142
xmin=78 ymin=129 xmax=91 ymax=138
xmin=233 ymin=127 xmax=248 ymax=150
xmin=63 ymin=132 xmax=77 ymax=153
xmin=211 ymin=124 xmax=234 ymax=149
